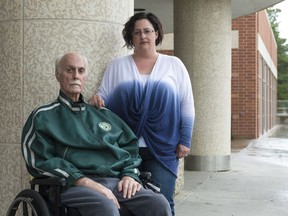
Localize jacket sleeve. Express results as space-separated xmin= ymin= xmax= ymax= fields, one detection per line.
xmin=21 ymin=111 xmax=84 ymax=188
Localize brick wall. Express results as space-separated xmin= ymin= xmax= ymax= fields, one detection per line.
xmin=232 ymin=10 xmax=277 ymax=139
xmin=232 ymin=14 xmax=258 ymax=139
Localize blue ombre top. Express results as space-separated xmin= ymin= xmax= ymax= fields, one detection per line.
xmin=97 ymin=54 xmax=195 ymax=176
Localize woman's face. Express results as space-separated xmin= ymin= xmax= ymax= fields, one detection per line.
xmin=132 ymin=19 xmax=158 ymax=52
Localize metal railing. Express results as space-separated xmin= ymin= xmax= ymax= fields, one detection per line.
xmin=277 ymin=100 xmax=288 ymax=115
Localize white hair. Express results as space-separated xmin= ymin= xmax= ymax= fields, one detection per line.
xmin=55 ymin=52 xmax=88 ymax=73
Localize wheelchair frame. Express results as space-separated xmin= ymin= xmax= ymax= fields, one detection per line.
xmin=6 ymin=172 xmax=154 ymax=216
xmin=6 ymin=177 xmax=79 ymax=216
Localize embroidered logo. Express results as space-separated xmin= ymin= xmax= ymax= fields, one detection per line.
xmin=98 ymin=122 xmax=112 ymax=131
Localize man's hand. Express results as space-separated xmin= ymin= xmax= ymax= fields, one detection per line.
xmin=88 ymin=95 xmax=105 ymax=109
xmin=74 ymin=177 xmax=120 ymax=209
xmin=118 ymin=176 xmax=142 ymax=199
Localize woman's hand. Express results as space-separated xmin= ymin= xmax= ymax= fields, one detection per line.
xmin=88 ymin=95 xmax=105 ymax=109
xmin=176 ymin=144 xmax=190 ymax=159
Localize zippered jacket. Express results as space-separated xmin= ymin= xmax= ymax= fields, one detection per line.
xmin=22 ymin=91 xmax=141 ymax=188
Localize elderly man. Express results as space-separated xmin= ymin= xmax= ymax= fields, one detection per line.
xmin=21 ymin=52 xmax=171 ymax=216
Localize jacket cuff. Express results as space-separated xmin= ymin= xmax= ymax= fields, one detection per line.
xmin=66 ymin=172 xmax=85 ymax=187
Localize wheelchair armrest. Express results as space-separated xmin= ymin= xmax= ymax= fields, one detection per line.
xmin=139 ymin=171 xmax=152 ymax=180
xmin=139 ymin=171 xmax=160 ymax=193
xmin=30 ymin=177 xmax=66 ymax=187
xmin=30 ymin=173 xmax=151 ymax=186
xmin=30 ymin=176 xmax=66 ymax=213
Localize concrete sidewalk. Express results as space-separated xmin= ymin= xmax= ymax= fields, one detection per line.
xmin=175 ymin=125 xmax=288 ymax=216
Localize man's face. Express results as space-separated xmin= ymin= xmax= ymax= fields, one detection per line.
xmin=56 ymin=53 xmax=87 ymax=102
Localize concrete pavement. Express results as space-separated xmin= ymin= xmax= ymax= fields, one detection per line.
xmin=175 ymin=125 xmax=288 ymax=216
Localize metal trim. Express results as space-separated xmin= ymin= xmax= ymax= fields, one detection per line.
xmin=184 ymin=155 xmax=230 ymax=171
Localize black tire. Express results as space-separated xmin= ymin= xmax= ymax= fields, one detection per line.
xmin=6 ymin=189 xmax=50 ymax=216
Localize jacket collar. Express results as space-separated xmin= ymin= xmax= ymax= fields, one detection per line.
xmin=58 ymin=90 xmax=86 ymax=112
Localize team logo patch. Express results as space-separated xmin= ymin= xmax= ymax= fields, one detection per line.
xmin=98 ymin=122 xmax=112 ymax=131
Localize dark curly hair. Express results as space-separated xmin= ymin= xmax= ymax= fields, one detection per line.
xmin=122 ymin=12 xmax=164 ymax=50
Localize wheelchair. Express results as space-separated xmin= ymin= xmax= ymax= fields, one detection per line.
xmin=6 ymin=172 xmax=156 ymax=216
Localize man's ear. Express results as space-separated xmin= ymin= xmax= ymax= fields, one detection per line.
xmin=55 ymin=71 xmax=60 ymax=81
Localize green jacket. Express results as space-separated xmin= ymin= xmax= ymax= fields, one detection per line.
xmin=22 ymin=91 xmax=141 ymax=188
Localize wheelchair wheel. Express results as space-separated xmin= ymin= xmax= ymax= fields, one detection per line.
xmin=6 ymin=189 xmax=50 ymax=216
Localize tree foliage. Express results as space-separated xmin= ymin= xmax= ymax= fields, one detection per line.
xmin=267 ymin=8 xmax=288 ymax=100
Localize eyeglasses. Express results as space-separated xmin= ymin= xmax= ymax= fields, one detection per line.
xmin=132 ymin=29 xmax=155 ymax=37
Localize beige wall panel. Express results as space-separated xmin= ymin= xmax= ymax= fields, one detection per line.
xmin=22 ymin=20 xmax=126 ymax=120
xmin=157 ymin=33 xmax=174 ymax=50
xmin=23 ymin=0 xmax=130 ymax=23
xmin=24 ymin=0 xmax=106 ymax=20
xmin=0 ymin=144 xmax=22 ymax=215
xmin=175 ymin=0 xmax=231 ymax=171
xmin=0 ymin=0 xmax=22 ymax=20
xmin=1 ymin=1 xmax=133 ymax=213
xmin=0 ymin=21 xmax=22 ymax=143
xmin=175 ymin=159 xmax=184 ymax=194
xmin=192 ymin=72 xmax=232 ymax=154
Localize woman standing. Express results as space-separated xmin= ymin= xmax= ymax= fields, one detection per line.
xmin=89 ymin=12 xmax=195 ymax=215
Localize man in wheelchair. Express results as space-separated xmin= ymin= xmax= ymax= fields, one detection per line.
xmin=21 ymin=52 xmax=171 ymax=216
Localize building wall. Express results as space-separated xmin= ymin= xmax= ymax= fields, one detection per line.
xmin=257 ymin=11 xmax=278 ymax=133
xmin=232 ymin=14 xmax=258 ymax=139
xmin=231 ymin=10 xmax=277 ymax=139
xmin=258 ymin=11 xmax=277 ymax=67
xmin=0 ymin=1 xmax=133 ymax=214
xmin=1 ymin=3 xmax=187 ymax=214
xmin=159 ymin=11 xmax=278 ymax=140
